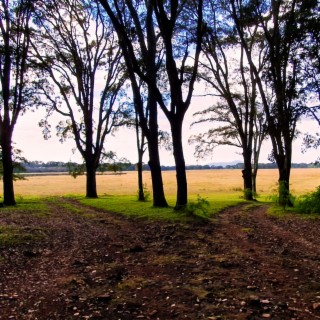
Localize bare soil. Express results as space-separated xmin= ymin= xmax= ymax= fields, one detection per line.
xmin=0 ymin=199 xmax=320 ymax=319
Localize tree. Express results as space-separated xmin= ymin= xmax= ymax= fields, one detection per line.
xmin=190 ymin=1 xmax=267 ymax=199
xmin=229 ymin=0 xmax=319 ymax=206
xmin=0 ymin=0 xmax=34 ymax=205
xmin=97 ymin=0 xmax=169 ymax=207
xmin=99 ymin=0 xmax=204 ymax=209
xmin=190 ymin=102 xmax=267 ymax=198
xmin=32 ymin=0 xmax=130 ymax=197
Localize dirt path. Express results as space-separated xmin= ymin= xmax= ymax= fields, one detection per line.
xmin=0 ymin=199 xmax=320 ymax=319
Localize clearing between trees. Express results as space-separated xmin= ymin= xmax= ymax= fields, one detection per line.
xmin=0 ymin=199 xmax=320 ymax=319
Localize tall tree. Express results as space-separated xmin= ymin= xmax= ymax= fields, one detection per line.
xmin=190 ymin=102 xmax=267 ymax=199
xmin=97 ymin=0 xmax=168 ymax=207
xmin=230 ymin=0 xmax=319 ymax=206
xmin=191 ymin=2 xmax=267 ymax=199
xmin=0 ymin=0 xmax=33 ymax=205
xmin=99 ymin=0 xmax=204 ymax=209
xmin=32 ymin=0 xmax=130 ymax=197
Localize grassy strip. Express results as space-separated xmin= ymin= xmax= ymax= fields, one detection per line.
xmin=267 ymin=204 xmax=320 ymax=220
xmin=0 ymin=197 xmax=49 ymax=217
xmin=78 ymin=193 xmax=245 ymax=221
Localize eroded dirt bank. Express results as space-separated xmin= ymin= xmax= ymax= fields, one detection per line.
xmin=0 ymin=199 xmax=320 ymax=319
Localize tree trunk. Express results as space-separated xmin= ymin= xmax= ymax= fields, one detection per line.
xmin=276 ymin=153 xmax=293 ymax=208
xmin=147 ymin=83 xmax=168 ymax=207
xmin=171 ymin=119 xmax=187 ymax=210
xmin=135 ymin=112 xmax=145 ymax=201
xmin=148 ymin=135 xmax=168 ymax=207
xmin=137 ymin=160 xmax=144 ymax=201
xmin=86 ymin=162 xmax=98 ymax=198
xmin=137 ymin=145 xmax=145 ymax=201
xmin=278 ymin=176 xmax=291 ymax=207
xmin=1 ymin=130 xmax=16 ymax=206
xmin=242 ymin=151 xmax=253 ymax=200
xmin=252 ymin=171 xmax=257 ymax=194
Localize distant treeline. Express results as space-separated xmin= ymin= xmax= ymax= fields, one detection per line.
xmin=22 ymin=161 xmax=320 ymax=173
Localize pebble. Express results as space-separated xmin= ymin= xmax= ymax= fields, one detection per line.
xmin=261 ymin=299 xmax=270 ymax=304
xmin=313 ymin=303 xmax=320 ymax=310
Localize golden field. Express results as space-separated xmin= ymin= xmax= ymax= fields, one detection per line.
xmin=4 ymin=168 xmax=320 ymax=198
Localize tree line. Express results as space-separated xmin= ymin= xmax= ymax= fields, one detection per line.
xmin=20 ymin=161 xmax=320 ymax=174
xmin=0 ymin=0 xmax=319 ymax=207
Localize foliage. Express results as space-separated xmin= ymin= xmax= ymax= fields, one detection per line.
xmin=98 ymin=151 xmax=131 ymax=174
xmin=67 ymin=162 xmax=86 ymax=179
xmin=295 ymin=186 xmax=320 ymax=215
xmin=185 ymin=195 xmax=210 ymax=217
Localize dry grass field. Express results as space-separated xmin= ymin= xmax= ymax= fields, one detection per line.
xmin=5 ymin=168 xmax=320 ymax=198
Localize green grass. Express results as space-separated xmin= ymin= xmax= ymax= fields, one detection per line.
xmin=0 ymin=196 xmax=49 ymax=217
xmin=267 ymin=203 xmax=320 ymax=220
xmin=45 ymin=197 xmax=83 ymax=214
xmin=78 ymin=193 xmax=244 ymax=222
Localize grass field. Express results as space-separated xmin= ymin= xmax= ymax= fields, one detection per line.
xmin=5 ymin=168 xmax=320 ymax=199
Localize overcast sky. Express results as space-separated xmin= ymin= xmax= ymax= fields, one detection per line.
xmin=13 ymin=96 xmax=319 ymax=166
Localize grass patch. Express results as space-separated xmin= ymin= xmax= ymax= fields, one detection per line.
xmin=0 ymin=226 xmax=46 ymax=247
xmin=78 ymin=194 xmax=244 ymax=222
xmin=242 ymin=202 xmax=265 ymax=212
xmin=0 ymin=197 xmax=49 ymax=217
xmin=117 ymin=276 xmax=147 ymax=290
xmin=267 ymin=203 xmax=320 ymax=220
xmin=47 ymin=198 xmax=83 ymax=214
xmin=241 ymin=227 xmax=253 ymax=233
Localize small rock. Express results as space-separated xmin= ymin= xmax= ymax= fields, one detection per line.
xmin=149 ymin=310 xmax=158 ymax=316
xmin=247 ymin=285 xmax=258 ymax=291
xmin=261 ymin=299 xmax=270 ymax=304
xmin=262 ymin=314 xmax=271 ymax=318
xmin=96 ymin=294 xmax=112 ymax=302
xmin=313 ymin=303 xmax=320 ymax=310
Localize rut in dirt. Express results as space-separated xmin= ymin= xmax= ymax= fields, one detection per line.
xmin=0 ymin=199 xmax=320 ymax=319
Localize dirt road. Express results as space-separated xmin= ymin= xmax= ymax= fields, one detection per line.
xmin=0 ymin=199 xmax=319 ymax=319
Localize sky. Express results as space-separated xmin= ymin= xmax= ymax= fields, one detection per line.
xmin=13 ymin=96 xmax=320 ymax=166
